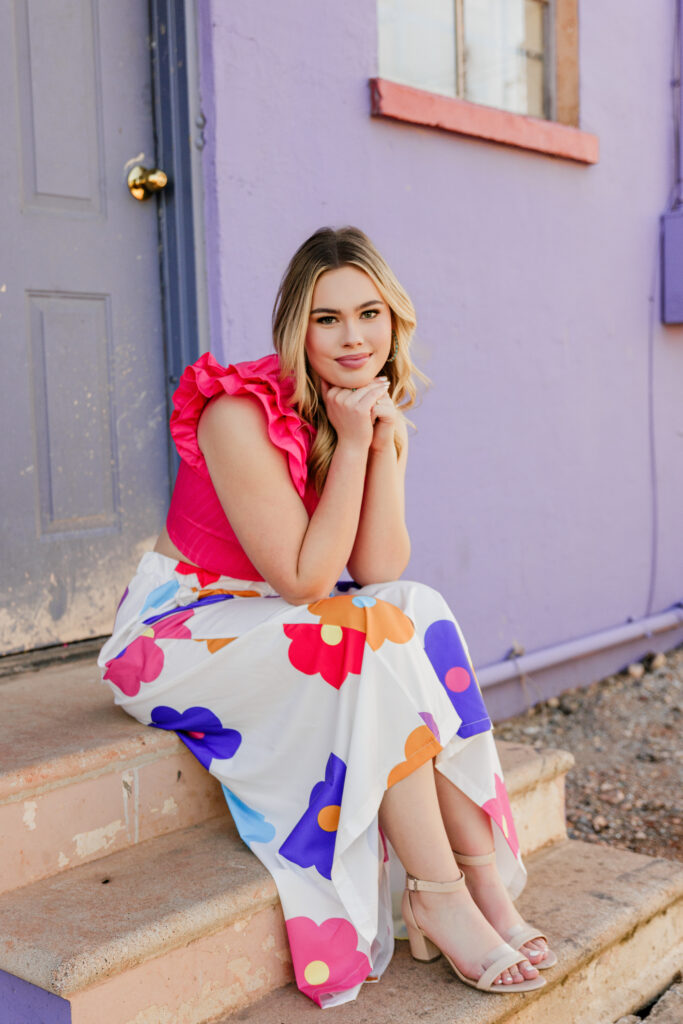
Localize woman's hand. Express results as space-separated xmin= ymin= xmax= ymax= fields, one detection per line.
xmin=370 ymin=390 xmax=399 ymax=455
xmin=320 ymin=377 xmax=390 ymax=452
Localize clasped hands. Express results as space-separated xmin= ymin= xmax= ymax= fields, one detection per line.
xmin=320 ymin=377 xmax=397 ymax=454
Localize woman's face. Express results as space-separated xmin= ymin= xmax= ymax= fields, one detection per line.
xmin=305 ymin=265 xmax=392 ymax=388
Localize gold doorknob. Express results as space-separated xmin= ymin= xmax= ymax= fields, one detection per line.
xmin=127 ymin=165 xmax=168 ymax=201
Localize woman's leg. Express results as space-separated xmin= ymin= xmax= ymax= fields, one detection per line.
xmin=433 ymin=771 xmax=550 ymax=964
xmin=378 ymin=759 xmax=539 ymax=984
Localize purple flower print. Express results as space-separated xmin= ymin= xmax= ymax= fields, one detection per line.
xmin=279 ymin=753 xmax=346 ymax=879
xmin=423 ymin=619 xmax=492 ymax=738
xmin=150 ymin=705 xmax=242 ymax=769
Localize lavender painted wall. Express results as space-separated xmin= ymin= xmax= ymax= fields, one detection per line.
xmin=196 ymin=1 xmax=683 ymax=711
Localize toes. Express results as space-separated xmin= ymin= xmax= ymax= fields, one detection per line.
xmin=518 ymin=959 xmax=539 ymax=979
xmin=522 ymin=939 xmax=548 ymax=963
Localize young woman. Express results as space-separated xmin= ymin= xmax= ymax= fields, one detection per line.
xmin=98 ymin=226 xmax=555 ymax=1008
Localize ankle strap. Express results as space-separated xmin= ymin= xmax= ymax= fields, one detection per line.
xmin=452 ymin=850 xmax=496 ymax=866
xmin=406 ymin=871 xmax=465 ymax=893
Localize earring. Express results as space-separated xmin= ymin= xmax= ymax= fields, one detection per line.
xmin=385 ymin=330 xmax=398 ymax=364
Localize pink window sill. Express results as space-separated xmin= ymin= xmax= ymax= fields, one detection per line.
xmin=369 ymin=78 xmax=599 ymax=165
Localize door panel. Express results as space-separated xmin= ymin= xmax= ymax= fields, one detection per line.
xmin=0 ymin=0 xmax=170 ymax=653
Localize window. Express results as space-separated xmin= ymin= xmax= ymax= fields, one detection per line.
xmin=378 ymin=0 xmax=553 ymax=120
xmin=373 ymin=0 xmax=598 ymax=164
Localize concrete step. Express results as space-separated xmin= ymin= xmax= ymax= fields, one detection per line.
xmin=0 ymin=660 xmax=573 ymax=894
xmin=1 ymin=833 xmax=681 ymax=1024
xmin=0 ymin=817 xmax=288 ymax=1024
xmin=221 ymin=841 xmax=683 ymax=1024
xmin=0 ymin=661 xmax=227 ymax=894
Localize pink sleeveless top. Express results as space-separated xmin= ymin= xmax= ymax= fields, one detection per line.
xmin=166 ymin=352 xmax=319 ymax=579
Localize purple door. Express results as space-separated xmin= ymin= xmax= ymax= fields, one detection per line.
xmin=0 ymin=0 xmax=171 ymax=653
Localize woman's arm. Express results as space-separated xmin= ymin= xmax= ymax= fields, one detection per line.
xmin=197 ymin=378 xmax=389 ymax=604
xmin=346 ymin=401 xmax=411 ymax=585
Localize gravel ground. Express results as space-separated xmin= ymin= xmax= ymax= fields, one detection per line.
xmin=496 ymin=645 xmax=683 ymax=1020
xmin=496 ymin=644 xmax=683 ymax=863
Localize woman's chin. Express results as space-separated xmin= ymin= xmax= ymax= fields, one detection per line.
xmin=323 ymin=367 xmax=383 ymax=390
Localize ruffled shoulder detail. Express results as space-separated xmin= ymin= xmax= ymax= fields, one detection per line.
xmin=170 ymin=351 xmax=314 ymax=498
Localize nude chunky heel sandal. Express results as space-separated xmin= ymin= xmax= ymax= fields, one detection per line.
xmin=453 ymin=850 xmax=558 ymax=970
xmin=403 ymin=873 xmax=545 ymax=993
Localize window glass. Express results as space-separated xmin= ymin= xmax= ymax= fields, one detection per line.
xmin=378 ymin=0 xmax=457 ymax=98
xmin=463 ymin=0 xmax=527 ymax=114
xmin=377 ymin=0 xmax=551 ymax=119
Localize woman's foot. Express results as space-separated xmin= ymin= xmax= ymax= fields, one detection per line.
xmin=403 ymin=880 xmax=541 ymax=987
xmin=455 ymin=857 xmax=551 ymax=967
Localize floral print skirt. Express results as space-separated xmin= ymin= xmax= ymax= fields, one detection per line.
xmin=97 ymin=551 xmax=526 ymax=1008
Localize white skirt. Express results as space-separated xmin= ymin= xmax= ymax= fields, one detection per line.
xmin=98 ymin=552 xmax=526 ymax=1008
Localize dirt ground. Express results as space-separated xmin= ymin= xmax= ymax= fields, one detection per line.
xmin=495 ymin=644 xmax=683 ymax=864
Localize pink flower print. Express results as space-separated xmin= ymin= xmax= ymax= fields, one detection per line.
xmin=285 ymin=917 xmax=372 ymax=1005
xmin=482 ymin=773 xmax=520 ymax=858
xmin=284 ymin=623 xmax=365 ymax=689
xmin=103 ymin=609 xmax=194 ymax=697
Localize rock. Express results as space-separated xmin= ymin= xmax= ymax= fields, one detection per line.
xmin=650 ymin=652 xmax=667 ymax=670
xmin=559 ymin=696 xmax=579 ymax=715
xmin=647 ymin=980 xmax=683 ymax=1022
xmin=628 ymin=662 xmax=645 ymax=679
xmin=547 ymin=696 xmax=560 ymax=708
xmin=615 ymin=1016 xmax=642 ymax=1023
xmin=592 ymin=814 xmax=609 ymax=832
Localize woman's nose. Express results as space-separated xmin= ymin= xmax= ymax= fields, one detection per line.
xmin=342 ymin=321 xmax=363 ymax=346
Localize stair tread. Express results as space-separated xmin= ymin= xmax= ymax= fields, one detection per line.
xmin=221 ymin=840 xmax=683 ymax=1023
xmin=0 ymin=661 xmax=178 ymax=800
xmin=0 ymin=660 xmax=573 ymax=802
xmin=0 ymin=815 xmax=277 ymax=996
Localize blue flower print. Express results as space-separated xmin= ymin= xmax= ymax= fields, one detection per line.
xmin=221 ymin=785 xmax=276 ymax=845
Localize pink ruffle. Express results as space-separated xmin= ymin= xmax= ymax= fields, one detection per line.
xmin=170 ymin=352 xmax=314 ymax=498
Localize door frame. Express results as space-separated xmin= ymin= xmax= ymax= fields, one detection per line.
xmin=150 ymin=0 xmax=208 ymax=480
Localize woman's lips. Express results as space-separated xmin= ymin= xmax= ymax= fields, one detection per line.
xmin=336 ymin=354 xmax=370 ymax=368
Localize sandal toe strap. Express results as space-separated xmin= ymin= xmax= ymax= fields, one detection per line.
xmin=477 ymin=943 xmax=525 ymax=990
xmin=505 ymin=922 xmax=548 ymax=947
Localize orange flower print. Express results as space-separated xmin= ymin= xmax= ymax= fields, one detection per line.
xmin=386 ymin=725 xmax=442 ymax=788
xmin=307 ymin=595 xmax=414 ymax=651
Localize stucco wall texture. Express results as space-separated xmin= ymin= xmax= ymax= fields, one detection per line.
xmin=196 ymin=1 xmax=683 ymax=713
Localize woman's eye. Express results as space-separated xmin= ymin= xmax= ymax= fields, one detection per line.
xmin=360 ymin=309 xmax=379 ymax=319
xmin=316 ymin=315 xmax=337 ymax=325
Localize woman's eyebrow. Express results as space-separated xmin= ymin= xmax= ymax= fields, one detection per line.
xmin=310 ymin=299 xmax=384 ymax=315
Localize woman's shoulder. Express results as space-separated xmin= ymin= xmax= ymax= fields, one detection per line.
xmin=169 ymin=352 xmax=314 ymax=497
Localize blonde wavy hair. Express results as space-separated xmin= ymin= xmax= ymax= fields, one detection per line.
xmin=272 ymin=226 xmax=426 ymax=494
